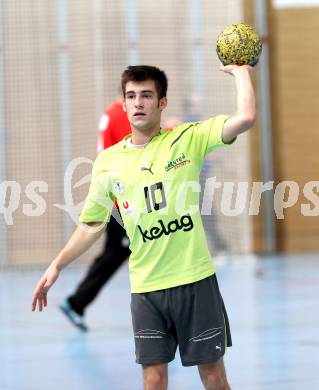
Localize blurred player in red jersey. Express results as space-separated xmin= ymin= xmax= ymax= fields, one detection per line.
xmin=97 ymin=98 xmax=131 ymax=152
xmin=60 ymin=98 xmax=180 ymax=331
xmin=60 ymin=98 xmax=131 ymax=331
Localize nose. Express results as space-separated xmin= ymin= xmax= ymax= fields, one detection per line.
xmin=134 ymin=95 xmax=144 ymax=108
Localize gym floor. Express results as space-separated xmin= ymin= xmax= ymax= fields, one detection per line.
xmin=1 ymin=254 xmax=318 ymax=389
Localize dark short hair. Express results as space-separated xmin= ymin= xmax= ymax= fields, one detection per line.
xmin=121 ymin=65 xmax=168 ymax=99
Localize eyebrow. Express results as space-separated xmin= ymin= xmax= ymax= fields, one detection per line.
xmin=125 ymin=90 xmax=155 ymax=95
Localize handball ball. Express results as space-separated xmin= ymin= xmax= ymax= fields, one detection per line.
xmin=216 ymin=23 xmax=262 ymax=66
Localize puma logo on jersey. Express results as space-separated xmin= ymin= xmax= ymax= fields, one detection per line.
xmin=141 ymin=163 xmax=154 ymax=175
xmin=137 ymin=214 xmax=194 ymax=242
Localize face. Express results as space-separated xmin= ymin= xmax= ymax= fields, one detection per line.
xmin=123 ymin=80 xmax=167 ymax=132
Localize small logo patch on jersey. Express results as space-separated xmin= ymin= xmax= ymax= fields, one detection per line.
xmin=113 ymin=180 xmax=125 ymax=196
xmin=122 ymin=200 xmax=132 ymax=214
xmin=165 ymin=153 xmax=190 ymax=172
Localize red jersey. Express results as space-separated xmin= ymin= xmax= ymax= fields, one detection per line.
xmin=97 ymin=100 xmax=131 ymax=153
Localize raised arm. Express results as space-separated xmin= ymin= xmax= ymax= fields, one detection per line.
xmin=31 ymin=222 xmax=106 ymax=312
xmin=220 ymin=64 xmax=256 ymax=143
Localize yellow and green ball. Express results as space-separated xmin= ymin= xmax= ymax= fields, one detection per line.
xmin=216 ymin=23 xmax=262 ymax=66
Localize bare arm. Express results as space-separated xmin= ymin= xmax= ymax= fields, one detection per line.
xmin=220 ymin=64 xmax=256 ymax=143
xmin=32 ymin=222 xmax=107 ymax=312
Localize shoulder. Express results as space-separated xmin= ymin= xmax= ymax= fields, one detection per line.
xmin=163 ymin=121 xmax=202 ymax=146
xmin=165 ymin=121 xmax=200 ymax=138
xmin=156 ymin=122 xmax=201 ymax=150
xmin=170 ymin=121 xmax=201 ymax=133
xmin=96 ymin=139 xmax=126 ymax=161
xmin=92 ymin=146 xmax=120 ymax=180
xmin=173 ymin=116 xmax=228 ymax=135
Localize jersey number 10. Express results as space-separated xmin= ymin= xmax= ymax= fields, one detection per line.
xmin=144 ymin=182 xmax=167 ymax=213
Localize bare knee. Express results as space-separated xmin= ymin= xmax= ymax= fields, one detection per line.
xmin=202 ymin=373 xmax=230 ymax=390
xmin=143 ymin=364 xmax=167 ymax=390
xmin=198 ymin=359 xmax=231 ymax=390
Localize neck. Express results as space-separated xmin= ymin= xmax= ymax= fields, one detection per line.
xmin=131 ymin=126 xmax=161 ymax=145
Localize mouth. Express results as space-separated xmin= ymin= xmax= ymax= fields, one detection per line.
xmin=133 ymin=112 xmax=146 ymax=118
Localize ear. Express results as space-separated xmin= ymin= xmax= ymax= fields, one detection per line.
xmin=122 ymin=102 xmax=127 ymax=112
xmin=159 ymin=97 xmax=167 ymax=111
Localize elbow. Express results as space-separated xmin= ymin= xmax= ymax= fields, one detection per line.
xmin=243 ymin=114 xmax=257 ymax=130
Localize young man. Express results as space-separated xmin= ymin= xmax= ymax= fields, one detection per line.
xmin=32 ymin=64 xmax=256 ymax=390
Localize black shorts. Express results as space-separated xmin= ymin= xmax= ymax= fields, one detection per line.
xmin=130 ymin=274 xmax=232 ymax=367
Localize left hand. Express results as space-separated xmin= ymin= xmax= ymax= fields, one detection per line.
xmin=220 ymin=64 xmax=254 ymax=76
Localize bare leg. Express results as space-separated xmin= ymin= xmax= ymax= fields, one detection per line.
xmin=142 ymin=364 xmax=168 ymax=390
xmin=198 ymin=358 xmax=231 ymax=390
